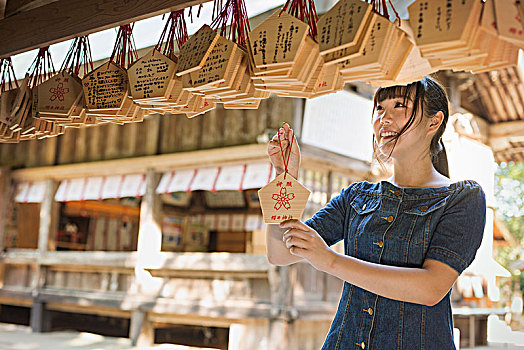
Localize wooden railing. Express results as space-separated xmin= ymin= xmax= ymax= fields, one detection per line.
xmin=0 ymin=250 xmax=341 ymax=322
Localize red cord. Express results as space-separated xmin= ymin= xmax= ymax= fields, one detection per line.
xmin=277 ymin=126 xmax=295 ymax=179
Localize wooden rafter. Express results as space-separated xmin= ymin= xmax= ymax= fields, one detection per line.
xmin=0 ymin=0 xmax=211 ymax=58
xmin=0 ymin=0 xmax=6 ymax=19
xmin=4 ymin=0 xmax=58 ymax=17
xmin=489 ymin=120 xmax=524 ymax=139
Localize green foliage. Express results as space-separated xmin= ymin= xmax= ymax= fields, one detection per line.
xmin=495 ymin=161 xmax=524 ymax=269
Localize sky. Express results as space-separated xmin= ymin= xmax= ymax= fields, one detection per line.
xmin=9 ymin=0 xmax=287 ymax=79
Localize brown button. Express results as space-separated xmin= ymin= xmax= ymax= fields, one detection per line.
xmin=362 ymin=204 xmax=367 ymax=210
xmin=421 ymin=205 xmax=429 ymax=212
xmin=373 ymin=240 xmax=384 ymax=248
xmin=389 ymin=190 xmax=401 ymax=196
xmin=363 ymin=307 xmax=373 ymax=315
xmin=356 ymin=342 xmax=365 ymax=349
xmin=387 ymin=216 xmax=393 ymax=222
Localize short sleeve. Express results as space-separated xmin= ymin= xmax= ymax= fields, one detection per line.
xmin=425 ymin=181 xmax=486 ymax=274
xmin=304 ymin=182 xmax=357 ymax=246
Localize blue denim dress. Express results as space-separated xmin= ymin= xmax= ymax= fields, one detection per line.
xmin=305 ymin=180 xmax=486 ymax=350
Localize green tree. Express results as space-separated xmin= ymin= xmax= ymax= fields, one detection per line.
xmin=495 ymin=161 xmax=524 ymax=269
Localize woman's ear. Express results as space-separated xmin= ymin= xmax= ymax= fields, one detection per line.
xmin=427 ymin=111 xmax=444 ymax=135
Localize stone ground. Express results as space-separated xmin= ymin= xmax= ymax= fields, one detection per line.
xmin=0 ymin=323 xmax=216 ymax=350
xmin=0 ymin=322 xmax=523 ymax=350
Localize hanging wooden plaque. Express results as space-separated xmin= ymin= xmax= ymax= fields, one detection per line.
xmin=407 ymin=0 xmax=477 ymax=48
xmin=372 ymin=20 xmax=435 ymax=86
xmin=128 ymin=50 xmax=177 ymax=101
xmin=82 ymin=62 xmax=128 ymax=110
xmin=248 ymin=10 xmax=309 ymax=68
xmin=494 ymin=0 xmax=524 ymax=47
xmin=176 ymin=25 xmax=220 ymax=76
xmin=34 ymin=72 xmax=83 ymax=118
xmin=317 ymin=0 xmax=373 ymax=55
xmin=189 ymin=36 xmax=240 ymax=88
xmin=258 ymin=173 xmax=310 ymax=223
xmin=0 ymin=88 xmax=17 ymax=126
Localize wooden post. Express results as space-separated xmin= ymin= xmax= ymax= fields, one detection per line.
xmin=268 ymin=265 xmax=297 ymax=350
xmin=136 ymin=169 xmax=162 ymax=263
xmin=30 ymin=301 xmax=52 ymax=333
xmin=31 ymin=179 xmax=56 ymax=333
xmin=0 ymin=167 xmax=11 ymax=251
xmin=131 ymin=168 xmax=162 ymax=345
xmin=130 ymin=310 xmax=154 ymax=346
xmin=38 ymin=180 xmax=56 ymax=252
xmin=469 ymin=315 xmax=476 ymax=348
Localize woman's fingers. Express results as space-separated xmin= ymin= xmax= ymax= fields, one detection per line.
xmin=280 ymin=219 xmax=311 ymax=232
xmin=284 ymin=236 xmax=308 ymax=249
xmin=283 ymin=228 xmax=314 ymax=242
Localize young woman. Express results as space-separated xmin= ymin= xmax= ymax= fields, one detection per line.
xmin=266 ymin=76 xmax=486 ymax=349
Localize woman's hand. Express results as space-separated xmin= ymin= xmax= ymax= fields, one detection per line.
xmin=267 ymin=122 xmax=301 ymax=179
xmin=280 ymin=220 xmax=338 ymax=273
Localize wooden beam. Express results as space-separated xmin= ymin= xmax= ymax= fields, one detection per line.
xmin=0 ymin=0 xmax=211 ymax=58
xmin=10 ymin=144 xmax=268 ymax=181
xmin=0 ymin=294 xmax=34 ymax=306
xmin=46 ymin=301 xmax=131 ymax=318
xmin=494 ymin=146 xmax=524 ymax=156
xmin=1 ymin=250 xmax=271 ymax=272
xmin=300 ymin=144 xmax=371 ymax=179
xmin=4 ymin=0 xmax=57 ymax=17
xmin=489 ymin=120 xmax=524 ymax=152
xmin=489 ymin=120 xmax=524 ymax=138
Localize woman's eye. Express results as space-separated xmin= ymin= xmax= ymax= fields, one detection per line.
xmin=395 ymin=102 xmax=406 ymax=108
xmin=376 ymin=105 xmax=384 ymax=111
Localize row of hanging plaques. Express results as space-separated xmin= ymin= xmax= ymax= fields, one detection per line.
xmin=2 ymin=0 xmax=524 ymax=143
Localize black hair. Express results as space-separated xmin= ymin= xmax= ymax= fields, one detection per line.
xmin=372 ymin=76 xmax=450 ymax=178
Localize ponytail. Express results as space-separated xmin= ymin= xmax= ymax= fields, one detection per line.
xmin=432 ymin=139 xmax=449 ymax=178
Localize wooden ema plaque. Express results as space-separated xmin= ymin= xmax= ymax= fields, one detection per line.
xmin=128 ymin=50 xmax=177 ymax=101
xmin=258 ymin=173 xmax=310 ymax=224
xmin=176 ymin=25 xmax=219 ymax=76
xmin=189 ymin=35 xmax=240 ymax=88
xmin=404 ymin=0 xmax=512 ymax=75
xmin=250 ymin=33 xmax=336 ymax=98
xmin=321 ymin=15 xmax=375 ymax=65
xmin=494 ymin=0 xmax=524 ymax=47
xmin=34 ymin=72 xmax=83 ymax=118
xmin=0 ymin=78 xmax=32 ymax=142
xmin=337 ymin=14 xmax=410 ymax=83
xmin=82 ymin=61 xmax=128 ymax=110
xmin=317 ymin=0 xmax=373 ymax=56
xmin=468 ymin=1 xmax=520 ymax=73
xmin=0 ymin=88 xmax=18 ymax=126
xmin=366 ymin=20 xmax=434 ymax=87
xmin=185 ymin=97 xmax=216 ymax=118
xmin=249 ymin=10 xmax=309 ymax=68
xmin=204 ymin=57 xmax=249 ymax=97
xmin=408 ymin=0 xmax=479 ymax=48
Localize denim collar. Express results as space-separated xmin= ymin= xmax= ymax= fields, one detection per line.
xmin=356 ymin=180 xmax=469 ymax=200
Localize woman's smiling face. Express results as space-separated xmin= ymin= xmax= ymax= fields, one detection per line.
xmin=373 ymin=94 xmax=429 ymax=160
